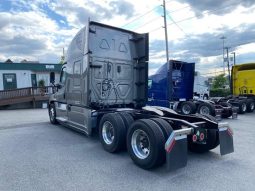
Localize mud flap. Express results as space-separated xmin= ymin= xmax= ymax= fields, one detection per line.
xmin=218 ymin=123 xmax=234 ymax=155
xmin=165 ymin=129 xmax=192 ymax=171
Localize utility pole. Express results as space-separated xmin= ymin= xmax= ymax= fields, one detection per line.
xmin=220 ymin=36 xmax=226 ymax=73
xmin=225 ymin=47 xmax=231 ymax=87
xmin=163 ymin=0 xmax=172 ymax=102
xmin=231 ymin=52 xmax=236 ymax=65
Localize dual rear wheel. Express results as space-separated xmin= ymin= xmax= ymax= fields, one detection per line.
xmin=99 ymin=112 xmax=219 ymax=169
xmin=99 ymin=113 xmax=173 ymax=169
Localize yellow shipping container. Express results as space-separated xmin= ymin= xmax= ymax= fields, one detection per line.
xmin=232 ymin=63 xmax=255 ymax=96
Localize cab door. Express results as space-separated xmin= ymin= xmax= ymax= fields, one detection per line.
xmin=66 ymin=60 xmax=86 ymax=130
xmin=55 ymin=66 xmax=68 ymax=121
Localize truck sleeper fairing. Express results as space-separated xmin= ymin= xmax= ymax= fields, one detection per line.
xmin=49 ymin=21 xmax=234 ymax=171
xmin=88 ymin=22 xmax=148 ymax=109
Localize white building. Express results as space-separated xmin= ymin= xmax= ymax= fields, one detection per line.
xmin=0 ymin=62 xmax=62 ymax=90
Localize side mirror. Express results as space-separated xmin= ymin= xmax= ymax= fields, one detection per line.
xmin=50 ymin=72 xmax=55 ymax=85
xmin=56 ymin=83 xmax=62 ymax=89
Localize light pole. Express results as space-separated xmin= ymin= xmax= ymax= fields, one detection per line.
xmin=231 ymin=52 xmax=236 ymax=66
xmin=220 ymin=36 xmax=226 ymax=73
xmin=225 ymin=47 xmax=231 ymax=86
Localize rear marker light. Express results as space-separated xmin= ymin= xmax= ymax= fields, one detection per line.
xmin=227 ymin=128 xmax=233 ymax=136
xmin=192 ymin=134 xmax=197 ymax=142
xmin=200 ymin=133 xmax=205 ymax=141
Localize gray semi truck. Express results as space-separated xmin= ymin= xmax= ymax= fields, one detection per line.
xmin=48 ymin=21 xmax=234 ymax=171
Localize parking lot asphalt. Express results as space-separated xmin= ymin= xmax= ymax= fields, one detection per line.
xmin=0 ymin=109 xmax=255 ymax=191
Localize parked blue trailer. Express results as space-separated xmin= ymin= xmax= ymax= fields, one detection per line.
xmin=148 ymin=60 xmax=195 ymax=107
xmin=148 ymin=60 xmax=237 ymax=119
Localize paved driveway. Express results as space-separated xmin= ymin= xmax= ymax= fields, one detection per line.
xmin=0 ymin=109 xmax=254 ymax=191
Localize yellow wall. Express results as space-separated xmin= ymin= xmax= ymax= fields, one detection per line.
xmin=232 ymin=63 xmax=255 ymax=95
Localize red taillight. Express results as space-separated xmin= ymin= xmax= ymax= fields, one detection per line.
xmin=227 ymin=128 xmax=233 ymax=136
xmin=200 ymin=133 xmax=205 ymax=141
xmin=192 ymin=134 xmax=197 ymax=142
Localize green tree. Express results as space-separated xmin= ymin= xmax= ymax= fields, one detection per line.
xmin=212 ymin=74 xmax=228 ymax=89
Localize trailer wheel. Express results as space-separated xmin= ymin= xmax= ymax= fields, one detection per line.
xmin=99 ymin=113 xmax=126 ymax=153
xmin=150 ymin=118 xmax=173 ymax=139
xmin=197 ymin=102 xmax=215 ymax=116
xmin=220 ymin=102 xmax=233 ymax=118
xmin=180 ymin=101 xmax=196 ymax=115
xmin=127 ymin=119 xmax=165 ymax=169
xmin=119 ymin=112 xmax=134 ymax=130
xmin=238 ymin=100 xmax=247 ymax=114
xmin=49 ymin=103 xmax=58 ymax=124
xmin=246 ymin=99 xmax=255 ymax=112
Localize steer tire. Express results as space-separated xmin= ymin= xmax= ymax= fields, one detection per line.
xmin=99 ymin=113 xmax=126 ymax=153
xmin=238 ymin=100 xmax=247 ymax=114
xmin=180 ymin=101 xmax=196 ymax=115
xmin=127 ymin=119 xmax=165 ymax=169
xmin=246 ymin=99 xmax=255 ymax=113
xmin=48 ymin=103 xmax=58 ymax=124
xmin=150 ymin=118 xmax=173 ymax=139
xmin=197 ymin=102 xmax=215 ymax=116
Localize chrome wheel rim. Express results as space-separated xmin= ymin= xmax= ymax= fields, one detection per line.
xmin=242 ymin=103 xmax=247 ymax=112
xmin=200 ymin=106 xmax=210 ymax=115
xmin=102 ymin=121 xmax=114 ymax=145
xmin=250 ymin=103 xmax=254 ymax=110
xmin=131 ymin=129 xmax=150 ymax=159
xmin=50 ymin=107 xmax=55 ymax=121
xmin=182 ymin=104 xmax=191 ymax=114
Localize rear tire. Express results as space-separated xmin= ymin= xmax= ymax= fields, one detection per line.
xmin=150 ymin=118 xmax=173 ymax=139
xmin=220 ymin=102 xmax=233 ymax=118
xmin=127 ymin=119 xmax=165 ymax=169
xmin=49 ymin=103 xmax=58 ymax=124
xmin=99 ymin=113 xmax=126 ymax=153
xmin=180 ymin=101 xmax=196 ymax=115
xmin=238 ymin=100 xmax=247 ymax=114
xmin=246 ymin=99 xmax=255 ymax=112
xmin=197 ymin=102 xmax=215 ymax=116
xmin=118 ymin=112 xmax=134 ymax=130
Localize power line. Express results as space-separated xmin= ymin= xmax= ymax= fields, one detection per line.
xmin=121 ymin=6 xmax=159 ymax=28
xmin=132 ymin=16 xmax=162 ymax=30
xmin=166 ymin=11 xmax=187 ymax=35
xmin=167 ymin=0 xmax=243 ymax=27
xmin=166 ymin=5 xmax=191 ymax=13
xmin=122 ymin=4 xmax=191 ymax=30
xmin=148 ymin=0 xmax=243 ymax=34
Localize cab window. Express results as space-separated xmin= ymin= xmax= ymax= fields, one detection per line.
xmin=60 ymin=67 xmax=67 ymax=84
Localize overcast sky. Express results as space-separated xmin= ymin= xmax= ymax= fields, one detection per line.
xmin=0 ymin=0 xmax=254 ymax=75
